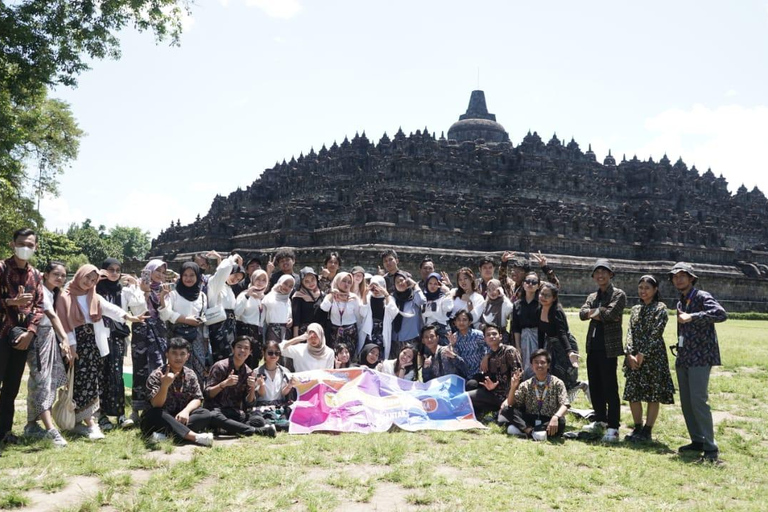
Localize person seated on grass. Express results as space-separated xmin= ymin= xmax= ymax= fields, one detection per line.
xmin=334 ymin=344 xmax=354 ymax=369
xmin=467 ymin=323 xmax=522 ymax=421
xmin=378 ymin=344 xmax=419 ymax=381
xmin=279 ymin=323 xmax=335 ymax=372
xmin=204 ymin=336 xmax=276 ymax=437
xmin=254 ymin=340 xmax=294 ymax=431
xmin=141 ymin=337 xmax=214 ymax=446
xmin=421 ymin=325 xmax=468 ymax=382
xmin=358 ymin=343 xmax=381 ymax=369
xmin=501 ymin=349 xmax=570 ymax=440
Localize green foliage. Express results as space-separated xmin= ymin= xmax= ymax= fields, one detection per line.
xmin=35 ymin=228 xmax=89 ymax=270
xmin=109 ymin=225 xmax=151 ymax=260
xmin=66 ymin=219 xmax=122 ymax=266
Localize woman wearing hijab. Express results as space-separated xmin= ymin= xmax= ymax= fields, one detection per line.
xmin=122 ymin=259 xmax=169 ymax=423
xmin=56 ymin=265 xmax=145 ymax=439
xmin=321 ymin=272 xmax=364 ymax=358
xmin=475 ymin=279 xmax=514 ymax=342
xmin=358 ymin=343 xmax=381 ymax=369
xmin=359 ymin=275 xmax=400 ymax=360
xmin=421 ymin=272 xmax=454 ymax=346
xmin=262 ymin=274 xmax=294 ymax=343
xmin=235 ymin=269 xmax=269 ymax=367
xmin=206 ymin=254 xmax=245 ymax=363
xmin=391 ymin=272 xmax=426 ymax=355
xmin=158 ymin=261 xmax=208 ymax=385
xmin=291 ymin=267 xmax=327 ymax=338
xmin=279 ymin=323 xmax=335 ymax=372
xmin=95 ymin=258 xmax=134 ymax=431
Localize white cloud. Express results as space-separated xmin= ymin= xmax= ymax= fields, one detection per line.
xmin=39 ymin=196 xmax=87 ymax=233
xmin=634 ymin=104 xmax=768 ymax=193
xmin=273 ymin=36 xmax=286 ymax=44
xmin=725 ymin=89 xmax=738 ymax=97
xmin=245 ymin=0 xmax=302 ymax=19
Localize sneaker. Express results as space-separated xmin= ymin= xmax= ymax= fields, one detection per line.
xmin=1 ymin=432 xmax=19 ymax=445
xmin=582 ymin=421 xmax=607 ymax=433
xmin=601 ymin=428 xmax=619 ymax=442
xmin=255 ymin=425 xmax=277 ymax=438
xmin=24 ymin=423 xmax=47 ymax=439
xmin=506 ymin=425 xmax=527 ymax=438
xmin=150 ymin=432 xmax=168 ymax=443
xmin=678 ymin=442 xmax=705 ymax=454
xmin=46 ymin=428 xmax=67 ymax=448
xmin=98 ymin=416 xmax=115 ymax=432
xmin=274 ymin=418 xmax=290 ymax=432
xmin=87 ymin=425 xmax=106 ymax=440
xmin=118 ymin=415 xmax=135 ymax=429
xmin=195 ymin=433 xmax=214 ymax=447
xmin=71 ymin=423 xmax=91 ymax=436
xmin=700 ymin=450 xmax=721 ymax=464
xmin=129 ymin=410 xmax=141 ymax=425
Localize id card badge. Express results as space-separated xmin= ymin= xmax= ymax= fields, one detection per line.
xmin=678 ymin=335 xmax=685 ymax=348
xmin=534 ymin=419 xmax=542 ymax=426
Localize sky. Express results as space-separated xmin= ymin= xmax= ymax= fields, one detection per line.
xmin=40 ymin=0 xmax=768 ymax=238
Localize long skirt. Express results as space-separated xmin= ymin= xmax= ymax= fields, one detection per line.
xmin=99 ymin=335 xmax=127 ymax=417
xmin=519 ymin=327 xmax=538 ymax=372
xmin=208 ymin=310 xmax=235 ymax=364
xmin=172 ymin=324 xmax=208 ymax=387
xmin=26 ymin=326 xmax=67 ymax=422
xmin=368 ymin=319 xmax=386 ymax=359
xmin=329 ymin=324 xmax=358 ymax=358
xmin=131 ymin=318 xmax=167 ymax=412
xmin=73 ymin=325 xmax=103 ymax=423
xmin=236 ymin=321 xmax=264 ymax=368
xmin=544 ymin=335 xmax=579 ymax=391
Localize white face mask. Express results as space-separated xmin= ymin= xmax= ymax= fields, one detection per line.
xmin=14 ymin=246 xmax=35 ymax=261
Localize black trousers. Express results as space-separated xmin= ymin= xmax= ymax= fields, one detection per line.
xmin=587 ymin=350 xmax=620 ymax=429
xmin=0 ymin=342 xmax=30 ymax=436
xmin=141 ymin=407 xmax=212 ymax=442
xmin=208 ymin=407 xmax=266 ymax=436
xmin=501 ymin=406 xmax=566 ymax=437
xmin=467 ymin=386 xmax=502 ymax=417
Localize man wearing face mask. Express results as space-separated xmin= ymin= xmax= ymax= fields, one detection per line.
xmin=0 ymin=228 xmax=45 ymax=444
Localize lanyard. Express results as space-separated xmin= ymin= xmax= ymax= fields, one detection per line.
xmin=534 ymin=375 xmax=551 ymax=416
xmin=682 ymin=288 xmax=697 ymax=314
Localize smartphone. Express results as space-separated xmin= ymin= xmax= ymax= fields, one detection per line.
xmin=140 ymin=269 xmax=151 ymax=286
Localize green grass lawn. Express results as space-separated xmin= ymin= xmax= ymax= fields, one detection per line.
xmin=2 ymin=318 xmax=767 ymax=511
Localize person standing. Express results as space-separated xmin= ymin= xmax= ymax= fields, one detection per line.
xmin=579 ymin=259 xmax=626 ymax=442
xmin=0 ymin=228 xmax=45 ymax=445
xmin=669 ymin=262 xmax=727 ymax=463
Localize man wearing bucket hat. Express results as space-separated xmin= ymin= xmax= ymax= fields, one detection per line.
xmin=669 ymin=262 xmax=727 ymax=463
xmin=579 ymin=259 xmax=626 ymax=442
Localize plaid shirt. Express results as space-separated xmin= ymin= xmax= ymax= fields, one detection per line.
xmin=0 ymin=257 xmax=44 ymax=339
xmin=579 ymin=283 xmax=626 ymax=358
xmin=675 ymin=289 xmax=727 ymax=367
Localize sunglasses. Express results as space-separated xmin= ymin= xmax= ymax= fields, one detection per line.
xmin=524 ymin=279 xmax=539 ymax=285
xmin=266 ymin=350 xmax=281 ymax=357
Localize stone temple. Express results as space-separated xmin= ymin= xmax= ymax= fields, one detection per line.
xmin=150 ymin=91 xmax=768 ymax=310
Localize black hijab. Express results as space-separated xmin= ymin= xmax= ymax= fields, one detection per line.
xmin=359 ymin=343 xmax=381 ymax=369
xmin=393 ymin=271 xmax=413 ymax=333
xmin=176 ymin=262 xmax=203 ymax=302
xmin=96 ymin=258 xmax=122 ymax=297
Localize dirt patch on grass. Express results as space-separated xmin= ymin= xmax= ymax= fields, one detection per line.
xmin=23 ymin=475 xmax=100 ymax=512
xmin=434 ymin=465 xmax=483 ymax=486
xmin=337 ymin=482 xmax=411 ymax=511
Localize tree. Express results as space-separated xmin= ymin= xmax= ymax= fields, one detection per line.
xmin=67 ymin=219 xmax=122 ymax=265
xmin=109 ymin=225 xmax=151 ymax=260
xmin=35 ymin=228 xmax=89 ymax=270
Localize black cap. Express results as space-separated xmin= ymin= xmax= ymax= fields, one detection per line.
xmin=591 ymin=258 xmax=614 ymax=276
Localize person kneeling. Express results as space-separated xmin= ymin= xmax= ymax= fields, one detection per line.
xmin=204 ymin=336 xmax=276 ymax=437
xmin=502 ymin=349 xmax=570 ymax=441
xmin=141 ymin=337 xmax=214 ymax=446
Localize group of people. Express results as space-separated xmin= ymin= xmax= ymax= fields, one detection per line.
xmin=0 ymin=227 xmax=727 ymax=463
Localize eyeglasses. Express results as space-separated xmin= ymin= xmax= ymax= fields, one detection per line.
xmin=266 ymin=350 xmax=281 ymax=357
xmin=524 ymin=279 xmax=539 ymax=285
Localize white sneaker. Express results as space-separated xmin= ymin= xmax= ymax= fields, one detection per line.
xmin=506 ymin=425 xmax=525 ymax=437
xmin=150 ymin=432 xmax=168 ymax=443
xmin=602 ymin=428 xmax=619 ymax=442
xmin=582 ymin=421 xmax=608 ymax=433
xmin=87 ymin=425 xmax=106 ymax=440
xmin=71 ymin=423 xmax=91 ymax=436
xmin=118 ymin=415 xmax=135 ymax=429
xmin=195 ymin=433 xmax=214 ymax=447
xmin=46 ymin=428 xmax=68 ymax=448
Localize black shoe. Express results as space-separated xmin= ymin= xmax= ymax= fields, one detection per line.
xmin=678 ymin=442 xmax=704 ymax=454
xmin=1 ymin=432 xmax=19 ymax=445
xmin=625 ymin=425 xmax=643 ymax=442
xmin=255 ymin=425 xmax=277 ymax=438
xmin=701 ymin=449 xmax=720 ymax=463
